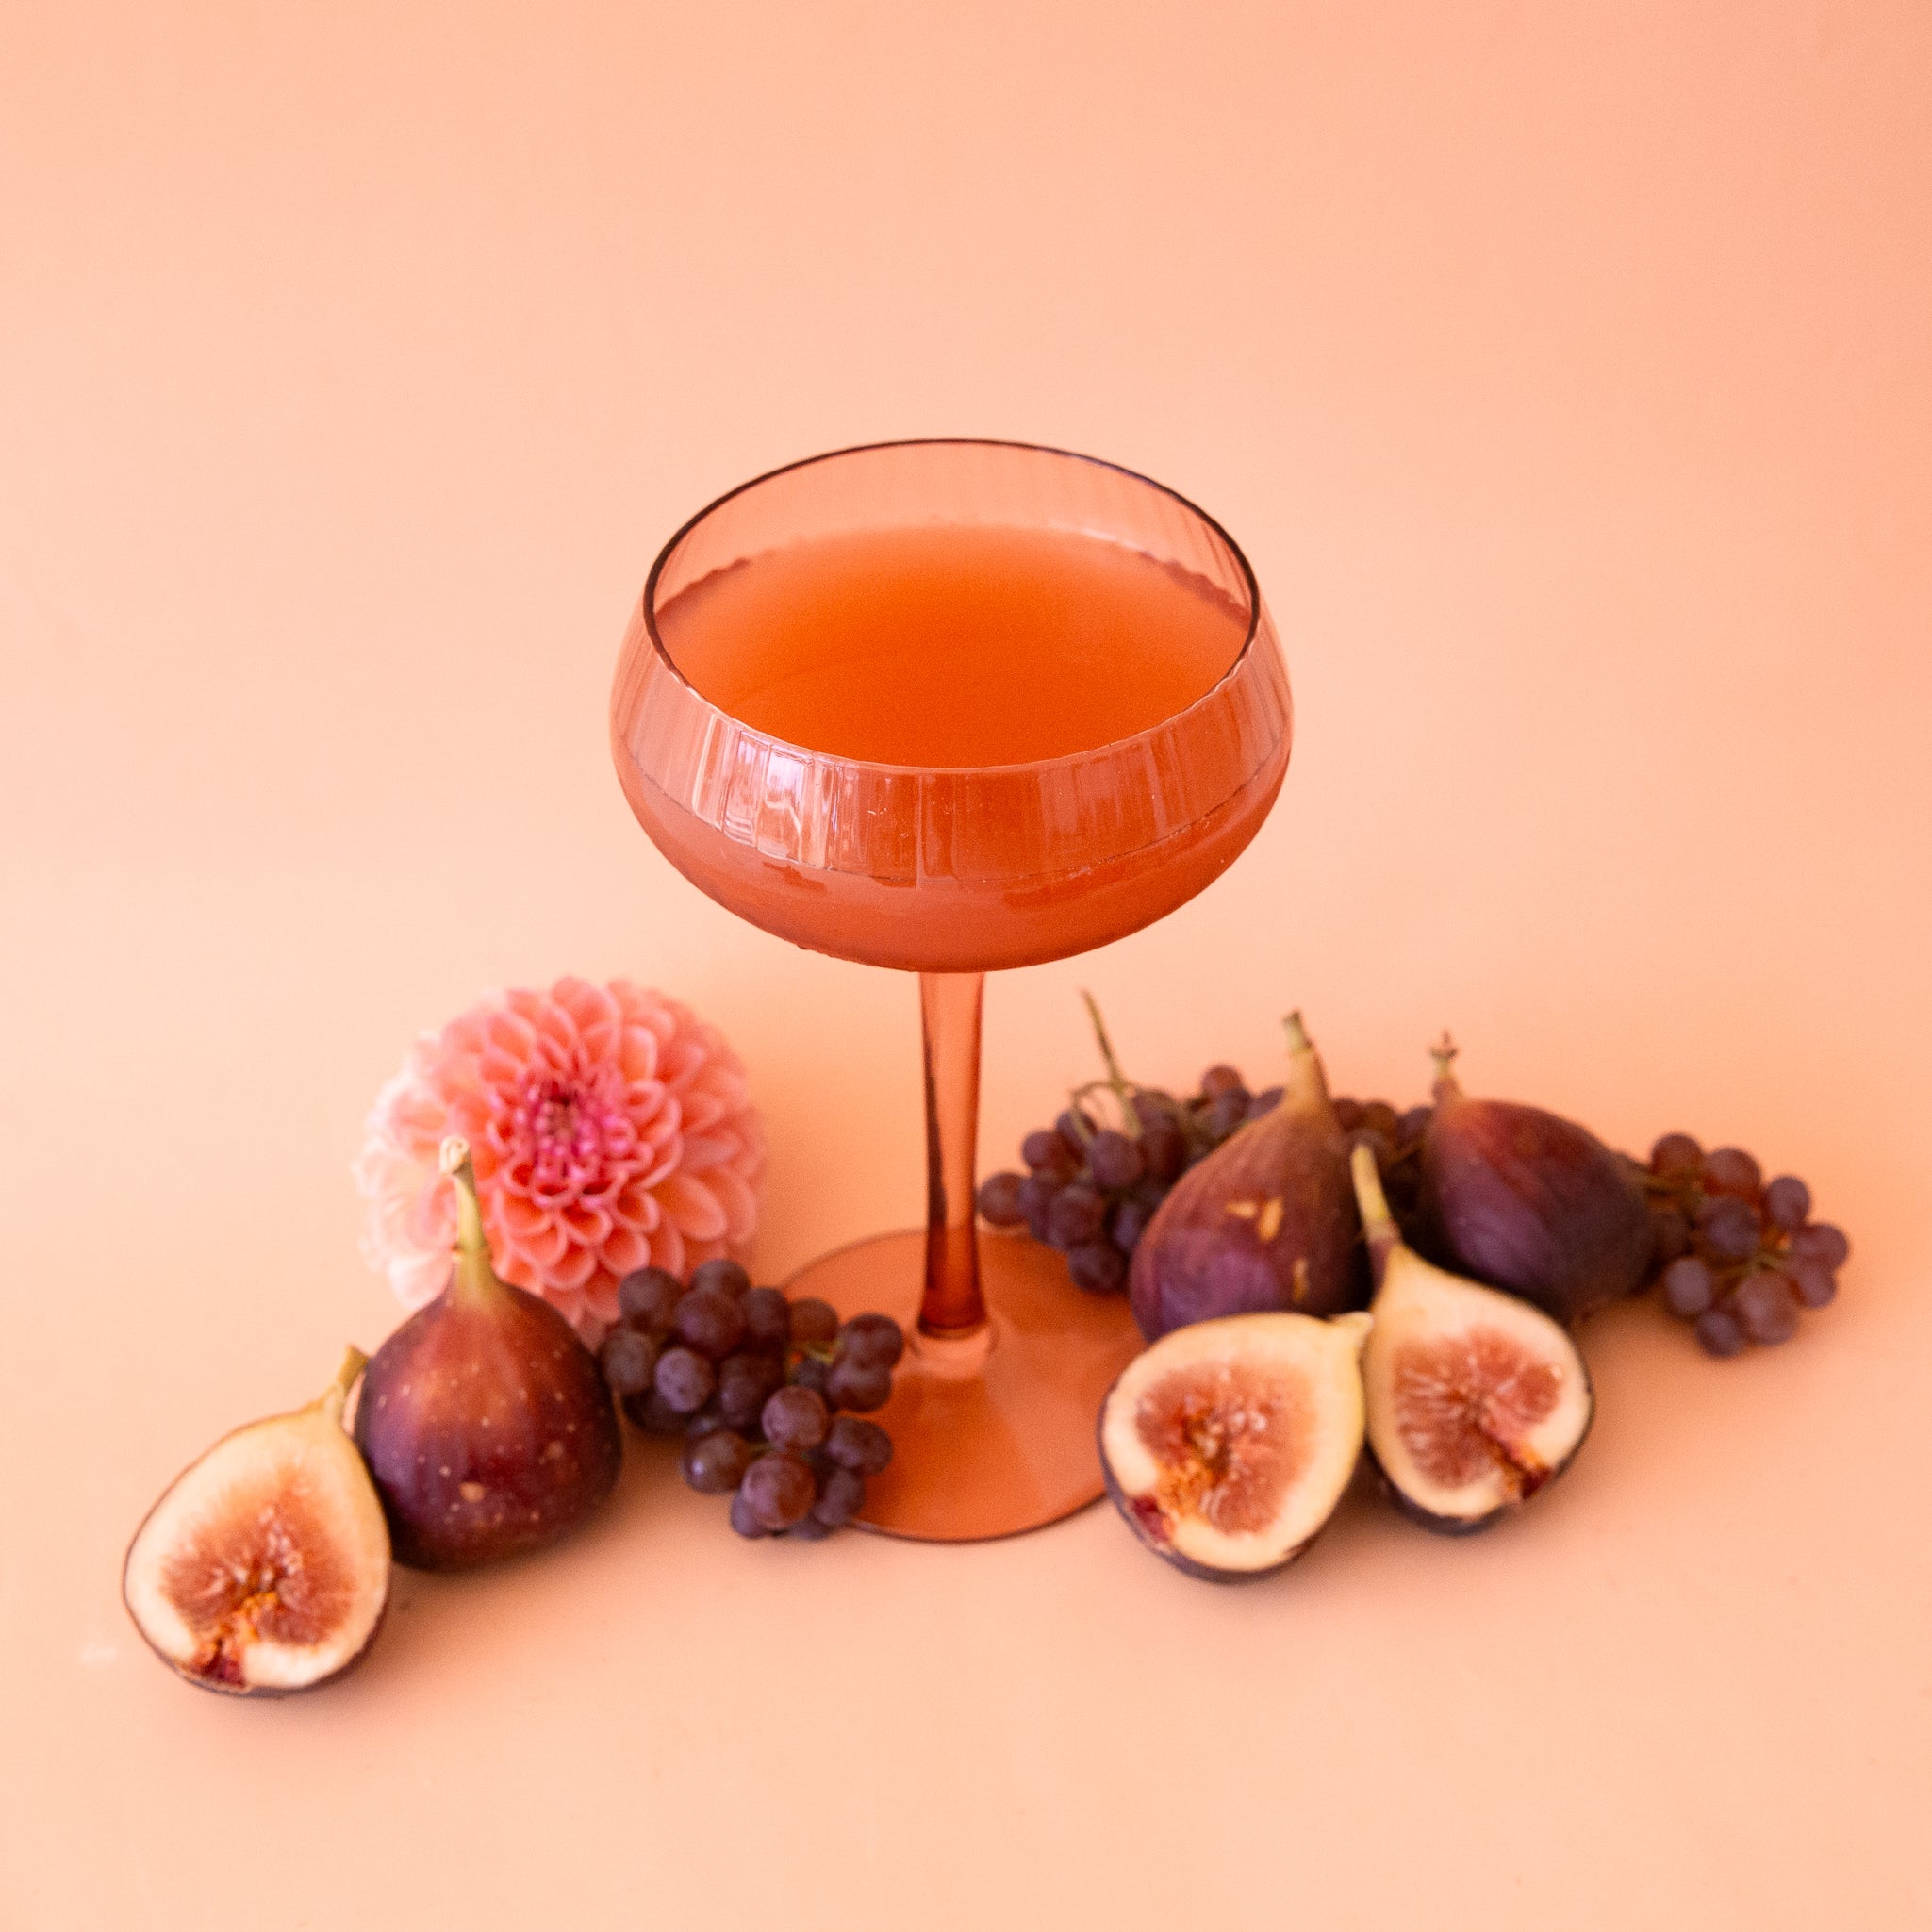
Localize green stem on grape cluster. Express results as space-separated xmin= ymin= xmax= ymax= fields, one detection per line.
xmin=1080 ymin=989 xmax=1140 ymax=1136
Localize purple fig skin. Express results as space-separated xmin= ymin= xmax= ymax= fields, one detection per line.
xmin=355 ymin=1142 xmax=621 ymax=1570
xmin=1419 ymin=1042 xmax=1653 ymax=1326
xmin=1128 ymin=1014 xmax=1368 ymax=1343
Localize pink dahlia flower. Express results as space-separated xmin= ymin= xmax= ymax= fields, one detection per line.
xmin=355 ymin=976 xmax=764 ymax=1336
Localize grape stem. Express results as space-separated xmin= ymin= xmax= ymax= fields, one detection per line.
xmin=1080 ymin=989 xmax=1139 ymax=1135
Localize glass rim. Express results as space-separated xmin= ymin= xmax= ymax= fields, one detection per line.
xmin=635 ymin=436 xmax=1267 ymax=782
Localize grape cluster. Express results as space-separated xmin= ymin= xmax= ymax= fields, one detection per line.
xmin=1641 ymin=1134 xmax=1850 ymax=1357
xmin=974 ymin=1062 xmax=1287 ymax=1293
xmin=600 ymin=1259 xmax=902 ymax=1538
xmin=1333 ymin=1096 xmax=1433 ymax=1246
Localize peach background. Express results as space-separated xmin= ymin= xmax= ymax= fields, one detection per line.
xmin=4 ymin=4 xmax=1929 ymax=1926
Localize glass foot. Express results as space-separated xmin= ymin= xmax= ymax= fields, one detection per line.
xmin=785 ymin=1230 xmax=1144 ymax=1542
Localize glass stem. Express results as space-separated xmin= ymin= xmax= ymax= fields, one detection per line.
xmin=918 ymin=970 xmax=986 ymax=1338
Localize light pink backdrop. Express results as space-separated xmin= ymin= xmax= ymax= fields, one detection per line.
xmin=4 ymin=5 xmax=1928 ymax=1926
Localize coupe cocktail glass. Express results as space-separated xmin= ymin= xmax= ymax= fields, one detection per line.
xmin=611 ymin=440 xmax=1291 ymax=1541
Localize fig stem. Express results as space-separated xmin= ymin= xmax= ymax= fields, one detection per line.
xmin=1348 ymin=1141 xmax=1403 ymax=1286
xmin=438 ymin=1134 xmax=502 ymax=1306
xmin=1430 ymin=1032 xmax=1461 ymax=1100
xmin=1080 ymin=990 xmax=1139 ymax=1133
xmin=318 ymin=1346 xmax=369 ymax=1424
xmin=1282 ymin=1010 xmax=1311 ymax=1055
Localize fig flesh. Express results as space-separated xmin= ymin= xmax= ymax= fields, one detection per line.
xmin=355 ymin=1137 xmax=621 ymax=1569
xmin=1098 ymin=1311 xmax=1371 ymax=1579
xmin=1352 ymin=1143 xmax=1593 ymax=1534
xmin=1420 ymin=1038 xmax=1651 ymax=1325
xmin=1129 ymin=1013 xmax=1367 ymax=1343
xmin=123 ymin=1348 xmax=389 ymax=1695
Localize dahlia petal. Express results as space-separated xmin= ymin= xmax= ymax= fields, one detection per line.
xmin=582 ymin=1270 xmax=622 ymax=1329
xmin=651 ymin=1222 xmax=686 ymax=1280
xmin=602 ymin=1226 xmax=648 ymax=1276
xmin=561 ymin=1204 xmax=614 ymax=1247
xmin=656 ymin=1171 xmax=729 ymax=1243
xmin=613 ymin=1183 xmax=661 ymax=1232
xmin=547 ymin=1243 xmax=599 ymax=1291
xmin=617 ymin=1028 xmax=661 ymax=1083
xmin=389 ymin=1249 xmax=454 ymax=1311
xmin=705 ymin=1167 xmax=759 ymax=1243
xmin=676 ymin=1131 xmax=737 ymax=1173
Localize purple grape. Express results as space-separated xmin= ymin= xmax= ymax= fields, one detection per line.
xmin=683 ymin=1400 xmax=727 ymax=1439
xmin=1202 ymin=1092 xmax=1248 ymax=1141
xmin=674 ymin=1287 xmax=747 ymax=1360
xmin=1067 ymin=1241 xmax=1127 ymax=1294
xmin=617 ymin=1266 xmax=683 ymax=1332
xmin=825 ymin=1358 xmax=892 ymax=1412
xmin=653 ymin=1346 xmax=716 ymax=1413
xmin=812 ymin=1466 xmax=867 ymax=1527
xmin=1761 ymin=1175 xmax=1811 ymax=1230
xmin=622 ymin=1388 xmax=690 ymax=1436
xmin=789 ymin=1355 xmax=832 ymax=1399
xmin=1694 ymin=1195 xmax=1761 ymax=1265
xmin=1021 ymin=1129 xmax=1079 ymax=1178
xmin=1791 ymin=1222 xmax=1850 ymax=1270
xmin=1359 ymin=1101 xmax=1400 ymax=1141
xmin=1247 ymin=1085 xmax=1284 ymax=1122
xmin=717 ymin=1351 xmax=784 ymax=1428
xmin=1648 ymin=1133 xmax=1703 ymax=1180
xmin=1138 ymin=1122 xmax=1186 ymax=1183
xmin=1693 ymin=1307 xmax=1747 ymax=1358
xmin=1047 ymin=1185 xmax=1107 ymax=1250
xmin=1198 ymin=1065 xmax=1246 ymax=1099
xmin=976 ymin=1171 xmax=1027 ymax=1227
xmin=688 ymin=1258 xmax=751 ymax=1299
xmin=1016 ymin=1170 xmax=1063 ymax=1238
xmin=1397 ymin=1105 xmax=1433 ymax=1144
xmin=1661 ymin=1255 xmax=1716 ymax=1319
xmin=1702 ymin=1147 xmax=1762 ymax=1200
xmin=1331 ymin=1098 xmax=1363 ymax=1131
xmin=683 ymin=1430 xmax=756 ymax=1494
xmin=1131 ymin=1088 xmax=1182 ymax=1130
xmin=1649 ymin=1204 xmax=1692 ymax=1268
xmin=1734 ymin=1270 xmax=1799 ymax=1346
xmin=741 ymin=1453 xmax=817 ymax=1530
xmin=1109 ymin=1196 xmax=1158 ymax=1253
xmin=1086 ymin=1130 xmax=1145 ymax=1191
xmin=599 ymin=1327 xmax=659 ymax=1397
xmin=1787 ymin=1259 xmax=1838 ymax=1309
xmin=789 ymin=1297 xmax=840 ymax=1347
xmin=824 ymin=1415 xmax=894 ymax=1476
xmin=1055 ymin=1107 xmax=1097 ymax=1153
xmin=762 ymin=1385 xmax=831 ymax=1452
xmin=838 ymin=1313 xmax=905 ymax=1371
xmin=728 ymin=1485 xmax=768 ymax=1539
xmin=785 ymin=1512 xmax=836 ymax=1541
xmin=742 ymin=1285 xmax=792 ymax=1350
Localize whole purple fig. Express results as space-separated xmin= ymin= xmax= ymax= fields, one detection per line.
xmin=1419 ymin=1038 xmax=1652 ymax=1325
xmin=1129 ymin=1013 xmax=1368 ymax=1342
xmin=355 ymin=1137 xmax=621 ymax=1569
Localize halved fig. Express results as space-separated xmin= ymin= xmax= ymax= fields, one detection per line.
xmin=1098 ymin=1311 xmax=1371 ymax=1580
xmin=1351 ymin=1143 xmax=1593 ymax=1534
xmin=123 ymin=1348 xmax=389 ymax=1695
